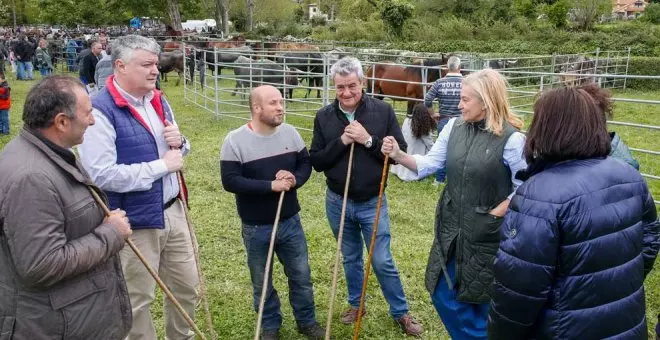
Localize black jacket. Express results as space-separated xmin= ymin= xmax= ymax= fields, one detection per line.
xmin=13 ymin=40 xmax=34 ymax=61
xmin=310 ymin=95 xmax=407 ymax=201
xmin=80 ymin=53 xmax=100 ymax=84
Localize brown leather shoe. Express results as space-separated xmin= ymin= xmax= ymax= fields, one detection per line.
xmin=340 ymin=307 xmax=366 ymax=324
xmin=396 ymin=313 xmax=423 ymax=337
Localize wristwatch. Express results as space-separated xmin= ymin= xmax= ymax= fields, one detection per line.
xmin=364 ymin=136 xmax=373 ymax=148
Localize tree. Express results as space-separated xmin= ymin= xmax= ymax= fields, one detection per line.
xmin=38 ymin=0 xmax=79 ymax=26
xmin=294 ymin=5 xmax=305 ymax=23
xmin=167 ymin=0 xmax=183 ymax=30
xmin=547 ymin=0 xmax=569 ymax=27
xmin=573 ymin=0 xmax=611 ymax=30
xmin=215 ymin=0 xmax=230 ymax=35
xmin=380 ymin=0 xmax=413 ymax=37
xmin=490 ymin=0 xmax=514 ymax=21
xmin=643 ymin=2 xmax=660 ymax=23
xmin=246 ymin=0 xmax=254 ymax=31
xmin=514 ymin=0 xmax=537 ymax=18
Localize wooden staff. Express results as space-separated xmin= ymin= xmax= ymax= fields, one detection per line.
xmin=87 ymin=187 xmax=207 ymax=340
xmin=325 ymin=143 xmax=356 ymax=340
xmin=352 ymin=155 xmax=389 ymax=340
xmin=254 ymin=191 xmax=286 ymax=340
xmin=176 ymin=172 xmax=217 ymax=340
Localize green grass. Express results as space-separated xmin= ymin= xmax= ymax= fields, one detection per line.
xmin=1 ymin=72 xmax=659 ymax=339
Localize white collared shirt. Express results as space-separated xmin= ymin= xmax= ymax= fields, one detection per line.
xmin=78 ymin=80 xmax=190 ymax=203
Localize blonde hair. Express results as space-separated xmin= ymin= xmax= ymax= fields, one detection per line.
xmin=462 ymin=68 xmax=523 ymax=136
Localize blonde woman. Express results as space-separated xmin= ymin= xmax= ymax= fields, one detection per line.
xmin=382 ymin=68 xmax=526 ymax=339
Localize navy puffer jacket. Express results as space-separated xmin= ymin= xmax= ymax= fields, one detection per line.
xmin=488 ymin=157 xmax=660 ymax=340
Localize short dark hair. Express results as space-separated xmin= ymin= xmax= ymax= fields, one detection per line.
xmin=23 ymin=76 xmax=85 ymax=129
xmin=524 ymin=86 xmax=611 ymax=164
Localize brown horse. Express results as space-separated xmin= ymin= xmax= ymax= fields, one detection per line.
xmin=207 ymin=35 xmax=246 ymax=49
xmin=251 ymin=41 xmax=320 ymax=52
xmin=163 ymin=41 xmax=194 ymax=55
xmin=166 ymin=25 xmax=183 ymax=39
xmin=365 ymin=56 xmax=448 ymax=115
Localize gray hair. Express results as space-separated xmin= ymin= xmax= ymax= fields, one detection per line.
xmin=330 ymin=57 xmax=364 ymax=79
xmin=448 ymin=56 xmax=461 ymax=72
xmin=111 ymin=35 xmax=160 ymax=68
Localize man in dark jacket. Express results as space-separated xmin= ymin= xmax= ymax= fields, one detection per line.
xmin=309 ymin=57 xmax=423 ymax=337
xmin=80 ymin=41 xmax=102 ymax=86
xmin=0 ymin=75 xmax=133 ymax=339
xmin=0 ymin=38 xmax=9 ymax=74
xmin=13 ymin=33 xmax=35 ymax=80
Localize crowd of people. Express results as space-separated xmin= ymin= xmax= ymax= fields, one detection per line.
xmin=0 ymin=33 xmax=658 ymax=340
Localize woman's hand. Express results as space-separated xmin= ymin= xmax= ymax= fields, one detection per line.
xmin=489 ymin=199 xmax=510 ymax=217
xmin=381 ymin=136 xmax=400 ymax=160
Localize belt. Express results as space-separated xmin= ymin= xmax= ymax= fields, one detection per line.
xmin=164 ymin=196 xmax=179 ymax=210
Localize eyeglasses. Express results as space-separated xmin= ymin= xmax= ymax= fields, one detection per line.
xmin=335 ymin=83 xmax=360 ymax=92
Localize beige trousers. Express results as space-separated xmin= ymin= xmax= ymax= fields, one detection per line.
xmin=120 ymin=199 xmax=199 ymax=340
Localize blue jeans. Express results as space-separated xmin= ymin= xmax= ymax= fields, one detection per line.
xmin=325 ymin=189 xmax=409 ymax=318
xmin=241 ymin=214 xmax=316 ymax=331
xmin=435 ymin=117 xmax=451 ymax=182
xmin=431 ymin=259 xmax=488 ymax=340
xmin=67 ymin=53 xmax=77 ymax=72
xmin=16 ymin=61 xmax=33 ymax=80
xmin=39 ymin=67 xmax=51 ymax=76
xmin=0 ymin=109 xmax=8 ymax=134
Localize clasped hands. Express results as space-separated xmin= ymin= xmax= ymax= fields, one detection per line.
xmin=341 ymin=121 xmax=371 ymax=146
xmin=272 ymin=170 xmax=296 ymax=192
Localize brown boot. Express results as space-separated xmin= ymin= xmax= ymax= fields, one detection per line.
xmin=396 ymin=313 xmax=423 ymax=337
xmin=340 ymin=307 xmax=366 ymax=324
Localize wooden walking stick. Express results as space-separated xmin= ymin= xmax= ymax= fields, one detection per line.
xmin=87 ymin=187 xmax=208 ymax=340
xmin=254 ymin=191 xmax=286 ymax=340
xmin=325 ymin=143 xmax=356 ymax=340
xmin=352 ymin=155 xmax=390 ymax=340
xmin=176 ymin=172 xmax=218 ymax=340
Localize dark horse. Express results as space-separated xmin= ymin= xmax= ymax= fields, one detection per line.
xmin=365 ymin=56 xmax=449 ymax=115
xmin=166 ymin=25 xmax=184 ymax=39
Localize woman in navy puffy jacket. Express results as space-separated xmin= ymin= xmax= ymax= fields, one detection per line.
xmin=487 ymin=85 xmax=660 ymax=339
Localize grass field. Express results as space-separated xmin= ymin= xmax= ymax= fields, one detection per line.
xmin=1 ymin=72 xmax=658 ymax=339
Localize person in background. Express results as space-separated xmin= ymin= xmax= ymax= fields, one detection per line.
xmin=382 ymin=68 xmax=526 ymax=340
xmin=390 ymin=103 xmax=436 ymax=182
xmin=95 ymin=46 xmax=113 ymax=92
xmin=13 ymin=33 xmax=34 ymax=81
xmin=35 ymin=38 xmax=54 ymax=77
xmin=0 ymin=73 xmax=9 ymax=135
xmin=578 ymin=83 xmax=640 ymax=170
xmin=423 ymin=55 xmax=463 ymax=185
xmin=65 ymin=37 xmax=78 ymax=72
xmin=79 ymin=41 xmax=102 ymax=87
xmin=487 ymin=84 xmax=659 ymax=340
xmin=0 ymin=38 xmax=8 ymax=74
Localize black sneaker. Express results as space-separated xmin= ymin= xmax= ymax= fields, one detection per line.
xmin=262 ymin=329 xmax=280 ymax=340
xmin=298 ymin=322 xmax=326 ymax=340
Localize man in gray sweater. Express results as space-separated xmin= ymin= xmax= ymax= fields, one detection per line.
xmin=95 ymin=46 xmax=113 ymax=92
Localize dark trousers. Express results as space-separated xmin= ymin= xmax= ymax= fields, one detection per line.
xmin=241 ymin=214 xmax=317 ymax=331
